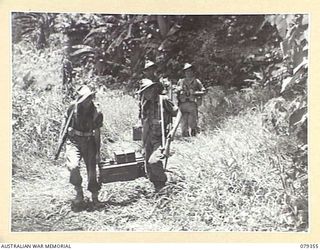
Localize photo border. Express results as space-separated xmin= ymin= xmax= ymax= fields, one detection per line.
xmin=1 ymin=0 xmax=319 ymax=243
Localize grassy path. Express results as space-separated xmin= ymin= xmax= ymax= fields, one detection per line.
xmin=12 ymin=107 xmax=300 ymax=232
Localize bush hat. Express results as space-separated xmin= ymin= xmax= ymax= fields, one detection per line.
xmin=183 ymin=63 xmax=193 ymax=70
xmin=144 ymin=60 xmax=156 ymax=70
xmin=76 ymin=85 xmax=96 ymax=104
xmin=136 ymin=79 xmax=155 ymax=94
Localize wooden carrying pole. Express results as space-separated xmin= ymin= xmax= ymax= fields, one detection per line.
xmin=159 ymin=95 xmax=166 ymax=148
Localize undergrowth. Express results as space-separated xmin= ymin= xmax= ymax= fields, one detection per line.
xmin=11 ymin=41 xmax=308 ymax=232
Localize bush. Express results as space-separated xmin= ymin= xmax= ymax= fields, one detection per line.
xmin=199 ymin=85 xmax=274 ymax=130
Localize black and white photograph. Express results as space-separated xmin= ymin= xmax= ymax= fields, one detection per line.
xmin=11 ymin=12 xmax=309 ymax=232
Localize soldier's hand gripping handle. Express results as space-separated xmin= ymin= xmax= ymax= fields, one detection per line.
xmin=164 ymin=137 xmax=172 ymax=158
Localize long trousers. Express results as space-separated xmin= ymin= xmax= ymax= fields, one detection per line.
xmin=144 ymin=133 xmax=167 ymax=185
xmin=65 ymin=136 xmax=101 ymax=193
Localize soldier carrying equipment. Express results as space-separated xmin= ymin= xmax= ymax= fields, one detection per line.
xmin=57 ymin=85 xmax=104 ymax=208
xmin=137 ymin=60 xmax=182 ymax=192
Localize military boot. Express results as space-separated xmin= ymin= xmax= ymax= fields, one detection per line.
xmin=181 ymin=130 xmax=190 ymax=137
xmin=91 ymin=191 xmax=104 ymax=208
xmin=153 ymin=181 xmax=166 ymax=192
xmin=72 ymin=186 xmax=84 ymax=206
xmin=191 ymin=128 xmax=197 ymax=136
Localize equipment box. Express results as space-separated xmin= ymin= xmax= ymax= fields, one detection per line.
xmin=114 ymin=150 xmax=136 ymax=164
xmin=98 ymin=156 xmax=145 ymax=183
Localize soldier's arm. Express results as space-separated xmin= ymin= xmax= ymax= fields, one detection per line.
xmin=163 ymin=97 xmax=178 ymax=117
xmin=175 ymin=79 xmax=183 ymax=91
xmin=167 ymin=109 xmax=182 ymax=140
xmin=196 ymin=79 xmax=206 ymax=91
xmin=163 ymin=97 xmax=181 ymax=139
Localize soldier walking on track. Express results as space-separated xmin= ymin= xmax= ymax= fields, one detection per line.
xmin=137 ymin=60 xmax=182 ymax=192
xmin=176 ymin=63 xmax=206 ymax=137
xmin=59 ymin=85 xmax=104 ymax=207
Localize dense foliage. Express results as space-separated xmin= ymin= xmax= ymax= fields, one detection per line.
xmin=11 ymin=14 xmax=283 ymax=88
xmin=11 ymin=13 xmax=308 ymax=232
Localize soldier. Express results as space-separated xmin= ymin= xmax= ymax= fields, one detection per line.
xmin=176 ymin=63 xmax=206 ymax=137
xmin=60 ymin=85 xmax=103 ymax=207
xmin=137 ymin=61 xmax=182 ymax=192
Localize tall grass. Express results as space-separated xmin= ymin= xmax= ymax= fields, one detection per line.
xmin=199 ymin=85 xmax=276 ymax=130
xmin=12 ymin=41 xmax=65 ymax=178
xmin=95 ymin=90 xmax=140 ymax=159
xmin=11 ymin=41 xmax=307 ymax=232
xmin=162 ymin=109 xmax=300 ymax=231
